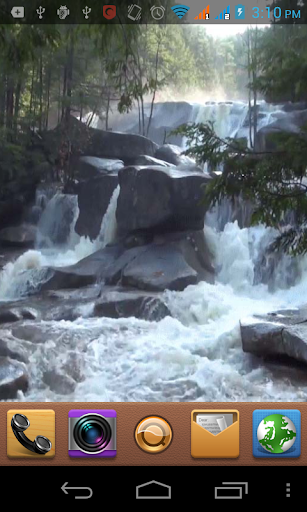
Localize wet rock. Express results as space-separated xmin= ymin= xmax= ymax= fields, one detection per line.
xmin=88 ymin=129 xmax=158 ymax=163
xmin=0 ymin=339 xmax=28 ymax=363
xmin=0 ymin=224 xmax=37 ymax=248
xmin=76 ymin=156 xmax=124 ymax=179
xmin=94 ymin=290 xmax=171 ymax=321
xmin=255 ymin=111 xmax=307 ymax=151
xmin=0 ymin=309 xmax=23 ymax=324
xmin=121 ymin=244 xmax=199 ymax=292
xmin=155 ymin=144 xmax=195 ymax=166
xmin=0 ymin=357 xmax=29 ymax=399
xmin=0 ymin=307 xmax=39 ymax=325
xmin=20 ymin=307 xmax=39 ymax=320
xmin=35 ymin=230 xmax=214 ymax=293
xmin=75 ymin=175 xmax=118 ymax=240
xmin=38 ymin=245 xmax=125 ymax=291
xmin=61 ymin=352 xmax=85 ymax=383
xmin=116 ymin=166 xmax=210 ymax=236
xmin=43 ymin=369 xmax=76 ymax=395
xmin=132 ymin=155 xmax=173 ymax=167
xmin=240 ymin=309 xmax=307 ymax=365
xmin=12 ymin=325 xmax=51 ymax=344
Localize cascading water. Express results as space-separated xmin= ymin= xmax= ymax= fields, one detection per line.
xmin=2 ymin=101 xmax=307 ymax=402
xmin=0 ymin=186 xmax=120 ymax=301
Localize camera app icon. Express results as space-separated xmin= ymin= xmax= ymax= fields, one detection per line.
xmin=68 ymin=410 xmax=116 ymax=458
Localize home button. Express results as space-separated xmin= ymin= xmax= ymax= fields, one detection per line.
xmin=136 ymin=480 xmax=171 ymax=499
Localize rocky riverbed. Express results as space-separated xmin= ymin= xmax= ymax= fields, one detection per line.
xmin=2 ymin=100 xmax=307 ymax=403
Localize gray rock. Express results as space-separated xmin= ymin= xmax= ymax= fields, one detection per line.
xmin=132 ymin=155 xmax=173 ymax=167
xmin=43 ymin=369 xmax=76 ymax=395
xmin=0 ymin=357 xmax=29 ymax=399
xmin=37 ymin=245 xmax=125 ymax=291
xmin=0 ymin=224 xmax=37 ymax=248
xmin=116 ymin=166 xmax=210 ymax=236
xmin=255 ymin=112 xmax=307 ymax=151
xmin=155 ymin=144 xmax=195 ymax=166
xmin=88 ymin=129 xmax=158 ymax=163
xmin=28 ymin=229 xmax=214 ymax=294
xmin=75 ymin=175 xmax=118 ymax=240
xmin=121 ymin=244 xmax=199 ymax=292
xmin=240 ymin=309 xmax=307 ymax=365
xmin=12 ymin=325 xmax=51 ymax=344
xmin=0 ymin=339 xmax=28 ymax=363
xmin=0 ymin=309 xmax=23 ymax=324
xmin=94 ymin=290 xmax=171 ymax=321
xmin=0 ymin=307 xmax=39 ymax=325
xmin=76 ymin=156 xmax=124 ymax=179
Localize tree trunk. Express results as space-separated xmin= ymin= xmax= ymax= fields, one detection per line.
xmin=0 ymin=75 xmax=6 ymax=128
xmin=45 ymin=67 xmax=52 ymax=129
xmin=39 ymin=52 xmax=43 ymax=131
xmin=147 ymin=43 xmax=160 ymax=138
xmin=6 ymin=77 xmax=14 ymax=140
xmin=29 ymin=64 xmax=35 ymax=118
xmin=64 ymin=32 xmax=74 ymax=128
xmin=61 ymin=64 xmax=67 ymax=122
xmin=13 ymin=76 xmax=22 ymax=139
xmin=105 ymin=89 xmax=110 ymax=130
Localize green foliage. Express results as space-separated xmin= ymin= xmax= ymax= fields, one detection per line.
xmin=175 ymin=121 xmax=307 ymax=255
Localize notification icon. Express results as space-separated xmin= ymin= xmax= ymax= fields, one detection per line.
xmin=103 ymin=5 xmax=116 ymax=19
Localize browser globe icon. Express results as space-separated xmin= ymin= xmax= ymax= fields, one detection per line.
xmin=257 ymin=414 xmax=296 ymax=453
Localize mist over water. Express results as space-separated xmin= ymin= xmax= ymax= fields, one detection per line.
xmin=2 ymin=101 xmax=307 ymax=403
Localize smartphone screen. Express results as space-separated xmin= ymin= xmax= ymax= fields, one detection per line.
xmin=0 ymin=0 xmax=305 ymax=505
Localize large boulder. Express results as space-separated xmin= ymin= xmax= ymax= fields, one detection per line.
xmin=120 ymin=231 xmax=214 ymax=291
xmin=0 ymin=357 xmax=29 ymax=399
xmin=0 ymin=306 xmax=38 ymax=325
xmin=155 ymin=144 xmax=195 ymax=166
xmin=0 ymin=224 xmax=37 ymax=248
xmin=0 ymin=199 xmax=24 ymax=230
xmin=240 ymin=308 xmax=307 ymax=365
xmin=76 ymin=156 xmax=124 ymax=179
xmin=25 ymin=230 xmax=214 ymax=294
xmin=88 ymin=130 xmax=158 ymax=164
xmin=132 ymin=155 xmax=173 ymax=167
xmin=116 ymin=166 xmax=211 ymax=236
xmin=0 ymin=339 xmax=28 ymax=363
xmin=255 ymin=110 xmax=307 ymax=151
xmin=75 ymin=175 xmax=118 ymax=240
xmin=40 ymin=116 xmax=158 ymax=165
xmin=94 ymin=290 xmax=171 ymax=321
xmin=121 ymin=244 xmax=198 ymax=291
xmin=38 ymin=245 xmax=126 ymax=291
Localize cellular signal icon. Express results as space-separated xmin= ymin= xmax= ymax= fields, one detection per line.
xmin=195 ymin=5 xmax=209 ymax=19
xmin=171 ymin=4 xmax=190 ymax=19
xmin=215 ymin=4 xmax=230 ymax=19
xmin=235 ymin=4 xmax=245 ymax=19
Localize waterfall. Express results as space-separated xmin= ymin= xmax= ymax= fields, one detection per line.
xmin=96 ymin=185 xmax=120 ymax=247
xmin=95 ymin=99 xmax=285 ymax=149
xmin=0 ymin=186 xmax=120 ymax=301
xmin=36 ymin=193 xmax=79 ymax=248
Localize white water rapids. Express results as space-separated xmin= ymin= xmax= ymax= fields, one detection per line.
xmin=1 ymin=101 xmax=307 ymax=403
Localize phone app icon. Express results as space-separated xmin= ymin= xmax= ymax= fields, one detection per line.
xmin=68 ymin=409 xmax=116 ymax=457
xmin=103 ymin=5 xmax=116 ymax=19
xmin=191 ymin=409 xmax=239 ymax=458
xmin=7 ymin=409 xmax=55 ymax=458
xmin=253 ymin=409 xmax=301 ymax=458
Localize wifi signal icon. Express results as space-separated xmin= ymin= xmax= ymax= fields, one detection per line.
xmin=171 ymin=4 xmax=190 ymax=19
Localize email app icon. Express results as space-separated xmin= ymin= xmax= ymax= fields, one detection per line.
xmin=191 ymin=409 xmax=239 ymax=458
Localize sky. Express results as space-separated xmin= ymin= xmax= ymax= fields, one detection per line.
xmin=203 ymin=24 xmax=269 ymax=38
